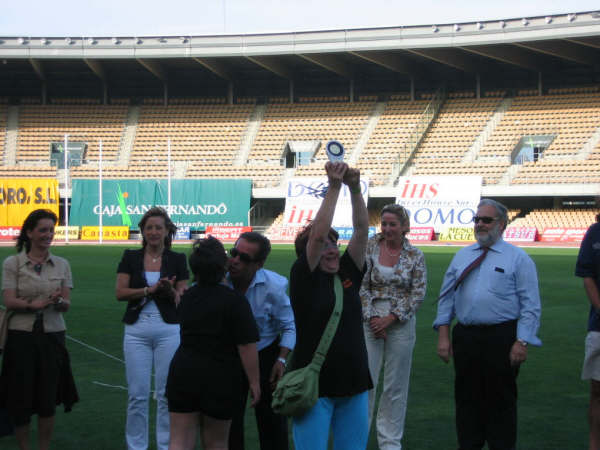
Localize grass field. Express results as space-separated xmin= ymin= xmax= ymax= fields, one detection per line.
xmin=0 ymin=244 xmax=589 ymax=449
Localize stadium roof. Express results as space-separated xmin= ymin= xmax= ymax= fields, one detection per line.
xmin=0 ymin=10 xmax=599 ymax=100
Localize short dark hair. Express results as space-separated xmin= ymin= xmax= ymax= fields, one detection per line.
xmin=236 ymin=231 xmax=271 ymax=262
xmin=16 ymin=209 xmax=58 ymax=253
xmin=189 ymin=237 xmax=227 ymax=285
xmin=294 ymin=223 xmax=339 ymax=257
xmin=138 ymin=207 xmax=177 ymax=249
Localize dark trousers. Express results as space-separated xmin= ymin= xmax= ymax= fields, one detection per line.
xmin=229 ymin=338 xmax=289 ymax=450
xmin=452 ymin=321 xmax=519 ymax=450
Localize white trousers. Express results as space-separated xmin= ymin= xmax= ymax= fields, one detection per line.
xmin=364 ymin=305 xmax=416 ymax=450
xmin=124 ymin=311 xmax=180 ymax=450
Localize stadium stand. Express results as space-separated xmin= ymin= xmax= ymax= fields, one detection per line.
xmin=16 ymin=103 xmax=128 ymax=164
xmin=130 ymin=103 xmax=254 ymax=167
xmin=2 ymin=165 xmax=58 ymax=178
xmin=357 ymin=99 xmax=429 ymax=185
xmin=250 ymin=100 xmax=373 ymax=167
xmin=4 ymin=89 xmax=598 ymax=193
xmin=410 ymin=97 xmax=509 ymax=184
xmin=510 ymin=208 xmax=597 ymax=230
xmin=0 ymin=102 xmax=7 ymax=161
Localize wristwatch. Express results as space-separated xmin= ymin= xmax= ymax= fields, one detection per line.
xmin=277 ymin=357 xmax=287 ymax=366
xmin=517 ymin=339 xmax=528 ymax=347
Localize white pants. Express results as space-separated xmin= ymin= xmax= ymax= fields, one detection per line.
xmin=124 ymin=311 xmax=180 ymax=450
xmin=364 ymin=303 xmax=416 ymax=450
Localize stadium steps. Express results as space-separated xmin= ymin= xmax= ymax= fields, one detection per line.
xmin=498 ymin=163 xmax=522 ymax=185
xmin=116 ymin=105 xmax=140 ymax=165
xmin=390 ymin=89 xmax=445 ymax=182
xmin=349 ymin=100 xmax=387 ymax=165
xmin=575 ymin=124 xmax=600 ymax=161
xmin=463 ymin=97 xmax=513 ymax=163
xmin=235 ymin=104 xmax=266 ymax=166
xmin=4 ymin=105 xmax=19 ymax=165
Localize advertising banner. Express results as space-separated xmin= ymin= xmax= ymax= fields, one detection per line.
xmin=283 ymin=177 xmax=369 ymax=228
xmin=55 ymin=226 xmax=80 ymax=240
xmin=503 ymin=227 xmax=537 ymax=242
xmin=0 ymin=179 xmax=60 ymax=227
xmin=406 ymin=227 xmax=435 ymax=241
xmin=395 ymin=176 xmax=481 ymax=233
xmin=438 ymin=227 xmax=475 ymax=242
xmin=334 ymin=226 xmax=377 ymax=241
xmin=175 ymin=227 xmax=191 ymax=240
xmin=205 ymin=226 xmax=252 ymax=241
xmin=81 ymin=226 xmax=129 ymax=241
xmin=70 ymin=179 xmax=251 ymax=228
xmin=0 ymin=226 xmax=20 ymax=241
xmin=266 ymin=225 xmax=305 ymax=243
xmin=540 ymin=227 xmax=587 ymax=242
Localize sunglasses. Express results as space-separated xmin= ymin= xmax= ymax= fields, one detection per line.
xmin=472 ymin=216 xmax=498 ymax=224
xmin=229 ymin=247 xmax=257 ymax=263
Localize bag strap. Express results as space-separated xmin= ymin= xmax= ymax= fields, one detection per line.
xmin=309 ymin=275 xmax=344 ymax=370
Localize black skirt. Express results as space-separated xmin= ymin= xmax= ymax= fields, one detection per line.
xmin=0 ymin=329 xmax=79 ymax=426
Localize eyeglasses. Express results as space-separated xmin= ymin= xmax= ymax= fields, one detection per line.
xmin=472 ymin=216 xmax=498 ymax=224
xmin=229 ymin=247 xmax=257 ymax=263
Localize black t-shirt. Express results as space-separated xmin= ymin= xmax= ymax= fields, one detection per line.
xmin=166 ymin=283 xmax=259 ymax=413
xmin=176 ymin=283 xmax=259 ymax=357
xmin=289 ymin=250 xmax=372 ymax=397
xmin=576 ymin=222 xmax=600 ymax=332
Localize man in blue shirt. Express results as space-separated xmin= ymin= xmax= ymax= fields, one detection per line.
xmin=227 ymin=231 xmax=296 ymax=450
xmin=434 ymin=199 xmax=542 ymax=450
xmin=575 ymin=217 xmax=600 ymax=450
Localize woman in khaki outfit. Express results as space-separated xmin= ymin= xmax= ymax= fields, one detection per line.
xmin=0 ymin=209 xmax=78 ymax=450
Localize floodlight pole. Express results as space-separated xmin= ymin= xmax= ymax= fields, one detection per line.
xmin=64 ymin=134 xmax=69 ymax=243
xmin=168 ymin=139 xmax=172 ymax=212
xmin=99 ymin=140 xmax=103 ymax=244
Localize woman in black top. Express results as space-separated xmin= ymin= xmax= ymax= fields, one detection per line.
xmin=115 ymin=207 xmax=189 ymax=450
xmin=289 ymin=162 xmax=372 ymax=450
xmin=166 ymin=237 xmax=260 ymax=450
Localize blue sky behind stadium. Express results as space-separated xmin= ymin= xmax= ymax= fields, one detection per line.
xmin=1 ymin=0 xmax=599 ymax=36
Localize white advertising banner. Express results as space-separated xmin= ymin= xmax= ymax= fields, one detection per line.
xmin=283 ymin=177 xmax=369 ymax=228
xmin=395 ymin=176 xmax=482 ymax=233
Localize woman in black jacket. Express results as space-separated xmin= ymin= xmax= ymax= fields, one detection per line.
xmin=115 ymin=207 xmax=189 ymax=450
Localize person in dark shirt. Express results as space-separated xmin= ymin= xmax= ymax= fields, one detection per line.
xmin=166 ymin=237 xmax=260 ymax=450
xmin=289 ymin=162 xmax=372 ymax=450
xmin=576 ymin=216 xmax=600 ymax=450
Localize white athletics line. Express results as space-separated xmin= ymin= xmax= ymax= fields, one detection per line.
xmin=66 ymin=335 xmax=124 ymax=364
xmin=67 ymin=335 xmax=157 ymax=395
xmin=93 ymin=381 xmax=127 ymax=390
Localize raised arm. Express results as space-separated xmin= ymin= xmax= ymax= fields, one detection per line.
xmin=305 ymin=162 xmax=347 ymax=271
xmin=343 ymin=168 xmax=368 ymax=269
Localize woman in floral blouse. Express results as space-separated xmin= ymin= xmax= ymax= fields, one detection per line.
xmin=359 ymin=204 xmax=427 ymax=450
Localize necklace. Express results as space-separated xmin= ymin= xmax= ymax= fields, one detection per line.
xmin=384 ymin=240 xmax=402 ymax=258
xmin=28 ymin=253 xmax=48 ymax=275
xmin=146 ymin=250 xmax=162 ymax=263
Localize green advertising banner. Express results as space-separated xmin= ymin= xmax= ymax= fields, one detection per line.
xmin=70 ymin=179 xmax=251 ymax=228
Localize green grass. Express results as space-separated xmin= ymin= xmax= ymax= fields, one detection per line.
xmin=0 ymin=244 xmax=589 ymax=449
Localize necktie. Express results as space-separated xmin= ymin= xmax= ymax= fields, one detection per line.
xmin=438 ymin=247 xmax=489 ymax=301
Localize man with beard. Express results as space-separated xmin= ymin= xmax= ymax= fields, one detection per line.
xmin=226 ymin=231 xmax=295 ymax=450
xmin=433 ymin=199 xmax=542 ymax=450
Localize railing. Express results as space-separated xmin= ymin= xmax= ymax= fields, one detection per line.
xmin=390 ymin=88 xmax=446 ymax=182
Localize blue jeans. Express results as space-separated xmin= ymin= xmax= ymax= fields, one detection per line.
xmin=292 ymin=391 xmax=369 ymax=450
xmin=123 ymin=310 xmax=180 ymax=450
